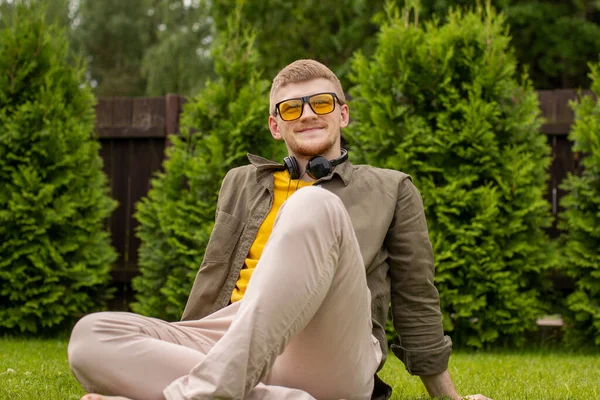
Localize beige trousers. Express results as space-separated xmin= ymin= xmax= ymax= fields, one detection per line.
xmin=68 ymin=186 xmax=382 ymax=400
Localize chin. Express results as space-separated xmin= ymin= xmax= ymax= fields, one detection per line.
xmin=290 ymin=134 xmax=337 ymax=155
xmin=293 ymin=142 xmax=334 ymax=157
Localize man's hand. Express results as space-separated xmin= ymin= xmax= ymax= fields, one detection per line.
xmin=420 ymin=369 xmax=492 ymax=400
xmin=420 ymin=369 xmax=459 ymax=399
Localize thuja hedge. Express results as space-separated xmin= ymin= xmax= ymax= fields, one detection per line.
xmin=0 ymin=5 xmax=117 ymax=333
xmin=559 ymin=62 xmax=600 ymax=347
xmin=132 ymin=19 xmax=286 ymax=320
xmin=346 ymin=5 xmax=554 ymax=347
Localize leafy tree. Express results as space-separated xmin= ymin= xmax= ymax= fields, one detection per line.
xmin=73 ymin=0 xmax=214 ymax=96
xmin=559 ymin=61 xmax=600 ymax=346
xmin=41 ymin=0 xmax=600 ymax=97
xmin=0 ymin=0 xmax=71 ymax=31
xmin=73 ymin=0 xmax=153 ymax=96
xmin=501 ymin=0 xmax=600 ymax=89
xmin=391 ymin=0 xmax=600 ymax=89
xmin=347 ymin=4 xmax=553 ymax=347
xmin=0 ymin=3 xmax=117 ymax=333
xmin=210 ymin=0 xmax=600 ymax=91
xmin=209 ymin=0 xmax=386 ymax=89
xmin=141 ymin=0 xmax=214 ymax=96
xmin=132 ymin=11 xmax=286 ymax=320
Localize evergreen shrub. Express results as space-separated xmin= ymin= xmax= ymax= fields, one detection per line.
xmin=132 ymin=19 xmax=286 ymax=320
xmin=0 ymin=4 xmax=117 ymax=333
xmin=347 ymin=5 xmax=553 ymax=347
xmin=559 ymin=62 xmax=600 ymax=346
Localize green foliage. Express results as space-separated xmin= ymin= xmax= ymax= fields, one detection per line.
xmin=73 ymin=0 xmax=214 ymax=96
xmin=59 ymin=0 xmax=600 ymax=96
xmin=74 ymin=0 xmax=152 ymax=96
xmin=559 ymin=62 xmax=600 ymax=346
xmin=209 ymin=0 xmax=386 ymax=89
xmin=132 ymin=13 xmax=286 ymax=320
xmin=141 ymin=0 xmax=215 ymax=96
xmin=209 ymin=0 xmax=600 ymax=94
xmin=502 ymin=1 xmax=600 ymax=89
xmin=0 ymin=0 xmax=72 ymax=31
xmin=388 ymin=0 xmax=600 ymax=89
xmin=0 ymin=3 xmax=117 ymax=333
xmin=347 ymin=4 xmax=553 ymax=347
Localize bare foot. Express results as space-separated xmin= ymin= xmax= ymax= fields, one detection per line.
xmin=80 ymin=394 xmax=134 ymax=400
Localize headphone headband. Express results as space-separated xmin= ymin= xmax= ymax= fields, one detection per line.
xmin=329 ymin=148 xmax=348 ymax=167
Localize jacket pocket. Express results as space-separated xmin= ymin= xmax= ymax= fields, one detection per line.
xmin=202 ymin=210 xmax=244 ymax=263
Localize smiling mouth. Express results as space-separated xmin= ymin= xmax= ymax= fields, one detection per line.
xmin=296 ymin=127 xmax=325 ymax=133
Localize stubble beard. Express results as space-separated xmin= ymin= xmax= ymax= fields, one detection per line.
xmin=286 ymin=122 xmax=339 ymax=158
xmin=289 ymin=135 xmax=338 ymax=158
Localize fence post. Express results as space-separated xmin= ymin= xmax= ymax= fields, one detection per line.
xmin=165 ymin=93 xmax=183 ymax=146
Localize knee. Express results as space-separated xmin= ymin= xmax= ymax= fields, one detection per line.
xmin=284 ymin=186 xmax=346 ymax=218
xmin=277 ymin=186 xmax=351 ymax=238
xmin=68 ymin=312 xmax=112 ymax=371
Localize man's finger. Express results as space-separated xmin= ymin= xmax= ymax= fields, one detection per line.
xmin=464 ymin=395 xmax=492 ymax=400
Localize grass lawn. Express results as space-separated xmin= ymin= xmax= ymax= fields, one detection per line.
xmin=1 ymin=337 xmax=599 ymax=399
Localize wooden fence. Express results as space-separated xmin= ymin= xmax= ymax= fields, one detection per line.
xmin=539 ymin=89 xmax=593 ymax=235
xmin=96 ymin=94 xmax=185 ymax=309
xmin=96 ymin=90 xmax=592 ymax=309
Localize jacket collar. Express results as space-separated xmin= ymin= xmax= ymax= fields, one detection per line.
xmin=247 ymin=152 xmax=353 ymax=188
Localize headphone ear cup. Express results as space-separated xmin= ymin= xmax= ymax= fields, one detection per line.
xmin=306 ymin=156 xmax=332 ymax=180
xmin=284 ymin=156 xmax=300 ymax=179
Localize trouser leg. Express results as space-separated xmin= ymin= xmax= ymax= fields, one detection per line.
xmin=67 ymin=303 xmax=235 ymax=400
xmin=164 ymin=186 xmax=381 ymax=400
xmin=68 ymin=304 xmax=318 ymax=400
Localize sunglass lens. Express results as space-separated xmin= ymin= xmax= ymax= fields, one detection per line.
xmin=279 ymin=100 xmax=303 ymax=121
xmin=309 ymin=94 xmax=335 ymax=115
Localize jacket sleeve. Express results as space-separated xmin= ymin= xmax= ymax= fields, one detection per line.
xmin=386 ymin=176 xmax=452 ymax=376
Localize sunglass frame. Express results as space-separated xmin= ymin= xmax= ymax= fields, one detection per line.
xmin=275 ymin=92 xmax=340 ymax=121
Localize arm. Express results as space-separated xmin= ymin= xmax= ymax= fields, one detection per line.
xmin=385 ymin=177 xmax=455 ymax=394
xmin=386 ymin=178 xmax=492 ymax=400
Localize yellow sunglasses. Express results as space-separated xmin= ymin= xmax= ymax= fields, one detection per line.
xmin=275 ymin=92 xmax=341 ymax=121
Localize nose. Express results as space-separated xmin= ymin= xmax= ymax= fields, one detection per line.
xmin=299 ymin=101 xmax=317 ymax=119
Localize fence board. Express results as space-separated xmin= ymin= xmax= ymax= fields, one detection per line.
xmin=99 ymin=138 xmax=114 ymax=232
xmin=107 ymin=139 xmax=132 ymax=271
xmin=96 ymin=126 xmax=165 ymax=139
xmin=554 ymin=89 xmax=578 ymax=122
xmin=126 ymin=138 xmax=165 ymax=273
xmin=133 ymin=97 xmax=165 ymax=129
xmin=113 ymin=98 xmax=133 ymax=126
xmin=541 ymin=122 xmax=572 ymax=135
xmin=166 ymin=94 xmax=181 ymax=135
xmin=96 ymin=98 xmax=113 ymax=126
xmin=538 ymin=91 xmax=556 ymax=122
xmin=546 ymin=135 xmax=574 ymax=237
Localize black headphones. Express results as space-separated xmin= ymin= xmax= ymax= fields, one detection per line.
xmin=284 ymin=148 xmax=348 ymax=180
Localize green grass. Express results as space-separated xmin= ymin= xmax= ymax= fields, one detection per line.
xmin=0 ymin=337 xmax=84 ymax=400
xmin=379 ymin=349 xmax=600 ymax=399
xmin=1 ymin=337 xmax=599 ymax=399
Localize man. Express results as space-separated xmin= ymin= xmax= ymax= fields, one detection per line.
xmin=69 ymin=59 xmax=489 ymax=400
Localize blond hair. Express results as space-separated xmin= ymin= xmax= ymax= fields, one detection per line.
xmin=269 ymin=59 xmax=346 ymax=116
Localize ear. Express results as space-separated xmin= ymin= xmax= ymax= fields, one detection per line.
xmin=339 ymin=103 xmax=350 ymax=128
xmin=269 ymin=115 xmax=283 ymax=140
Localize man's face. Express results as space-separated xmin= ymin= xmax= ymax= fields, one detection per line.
xmin=268 ymin=78 xmax=349 ymax=160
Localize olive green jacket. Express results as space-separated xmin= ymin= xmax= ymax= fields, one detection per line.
xmin=181 ymin=153 xmax=452 ymax=399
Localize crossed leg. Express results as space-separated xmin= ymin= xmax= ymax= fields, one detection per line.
xmin=68 ymin=186 xmax=381 ymax=400
xmin=69 ymin=301 xmax=324 ymax=400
